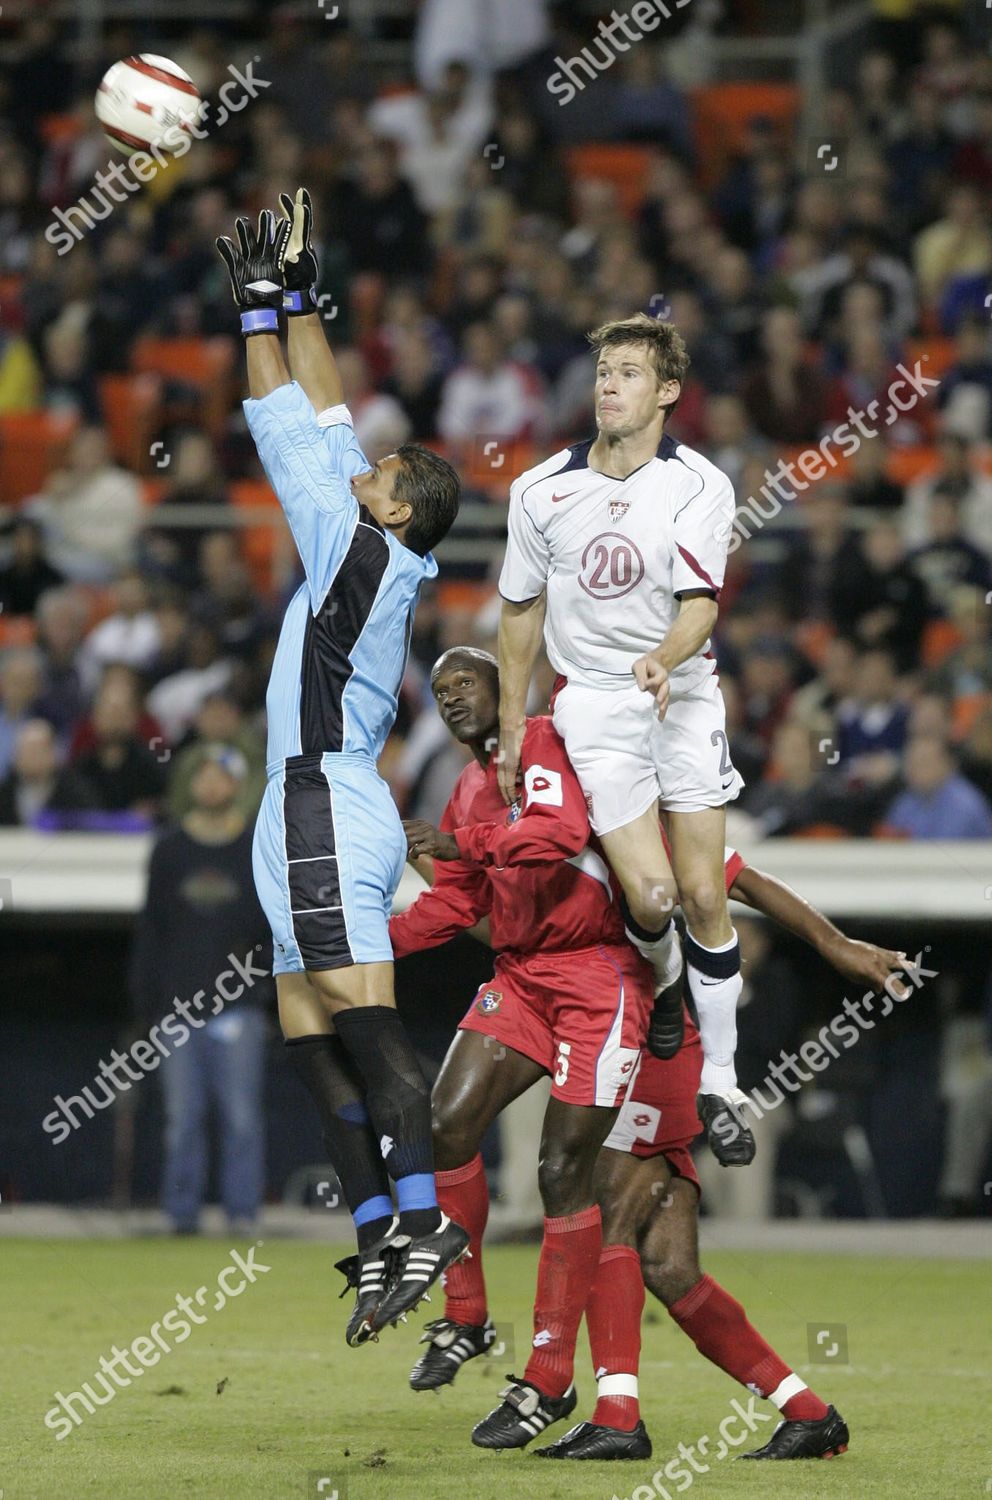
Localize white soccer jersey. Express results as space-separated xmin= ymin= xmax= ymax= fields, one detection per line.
xmin=499 ymin=433 xmax=736 ymax=694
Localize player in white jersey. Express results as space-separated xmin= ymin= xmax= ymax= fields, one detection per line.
xmin=496 ymin=313 xmax=753 ymax=1166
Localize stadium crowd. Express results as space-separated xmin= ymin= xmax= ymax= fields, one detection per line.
xmin=0 ymin=0 xmax=991 ymax=844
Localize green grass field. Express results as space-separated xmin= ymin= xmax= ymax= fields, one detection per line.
xmin=5 ymin=1235 xmax=989 ymax=1500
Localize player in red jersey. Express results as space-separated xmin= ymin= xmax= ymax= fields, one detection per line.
xmin=390 ymin=645 xmax=656 ymax=1448
xmin=394 ymin=646 xmax=909 ymax=1459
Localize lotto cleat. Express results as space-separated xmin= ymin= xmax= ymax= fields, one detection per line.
xmin=646 ymin=974 xmax=685 ymax=1059
xmin=536 ymin=1418 xmax=652 ymax=1460
xmin=740 ymin=1405 xmax=849 ymax=1460
xmin=334 ymin=1236 xmax=397 ymax=1347
xmin=371 ymin=1213 xmax=470 ymax=1330
xmin=409 ymin=1316 xmax=496 ymax=1390
xmin=471 ymin=1376 xmax=577 ymax=1449
xmin=697 ymin=1089 xmax=756 ymax=1166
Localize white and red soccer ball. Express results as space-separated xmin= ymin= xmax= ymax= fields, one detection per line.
xmin=95 ymin=54 xmax=204 ymax=156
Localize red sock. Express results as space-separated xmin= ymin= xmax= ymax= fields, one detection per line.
xmin=668 ymin=1275 xmax=829 ymax=1422
xmin=523 ymin=1204 xmax=602 ymax=1399
xmin=435 ymin=1154 xmax=489 ymax=1326
xmin=586 ymin=1244 xmax=643 ymax=1431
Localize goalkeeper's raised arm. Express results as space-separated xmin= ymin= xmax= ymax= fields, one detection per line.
xmin=278 ymin=186 xmax=345 ymax=415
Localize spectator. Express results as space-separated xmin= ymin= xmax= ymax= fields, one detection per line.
xmin=167 ymin=692 xmax=266 ymax=821
xmin=438 ymin=321 xmax=544 ymax=449
xmin=836 ymin=646 xmax=909 ymax=780
xmin=79 ymin=570 xmax=161 ymax=693
xmin=741 ymin=306 xmax=831 ymax=444
xmin=909 ymin=490 xmax=991 ymax=610
xmin=741 ymin=719 xmax=845 ymax=836
xmin=902 ymin=431 xmax=992 ymax=551
xmin=34 ymin=586 xmax=89 ymax=741
xmin=0 ymin=304 xmax=41 ymax=412
xmin=0 ymin=518 xmax=64 ymax=617
xmin=847 ymin=437 xmax=905 ymax=513
xmin=926 ymin=585 xmax=992 ymax=703
xmin=885 ymin=735 xmax=992 ymax=838
xmin=959 ymin=703 xmax=992 ymax=805
xmin=141 ymin=431 xmax=230 ymax=588
xmin=27 ymin=425 xmax=143 ymax=584
xmin=334 ymin=139 xmax=431 ymax=277
xmin=914 ymin=183 xmax=992 ymax=312
xmin=779 ymin=489 xmax=865 ymax=626
xmin=846 ymin=519 xmax=929 ymax=671
xmin=129 ymin=743 xmax=272 ymax=1233
xmin=0 ymin=648 xmax=44 ymax=779
xmin=368 ymin=61 xmax=493 ymax=216
xmin=937 ymin=316 xmax=992 ymax=440
xmin=809 ymin=222 xmax=917 ymax=345
xmin=334 ymin=347 xmax=412 ymax=462
xmin=380 ymin=329 xmax=445 ymax=441
xmin=0 ymin=718 xmax=96 ymax=827
xmin=147 ymin=620 xmax=233 ymax=746
xmin=72 ymin=671 xmax=166 ymax=818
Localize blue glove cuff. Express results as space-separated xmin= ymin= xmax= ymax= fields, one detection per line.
xmin=240 ymin=307 xmax=279 ymax=337
xmin=283 ymin=287 xmax=317 ymax=315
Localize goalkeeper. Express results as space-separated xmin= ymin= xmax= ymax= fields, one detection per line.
xmin=215 ymin=192 xmax=465 ymax=1344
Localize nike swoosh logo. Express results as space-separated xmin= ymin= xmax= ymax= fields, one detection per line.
xmin=551 ymin=491 xmax=577 ymax=503
xmin=721 ymin=777 xmax=734 ymax=789
xmin=699 ymin=978 xmax=726 ymax=986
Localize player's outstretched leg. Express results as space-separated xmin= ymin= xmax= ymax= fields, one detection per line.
xmin=280 ymin=978 xmax=397 ymax=1346
xmin=410 ymin=1029 xmax=545 ymax=1387
xmin=537 ymin=1145 xmax=659 ymax=1460
xmin=472 ymin=1096 xmax=614 ymax=1449
xmin=641 ymin=1175 xmax=847 ymax=1458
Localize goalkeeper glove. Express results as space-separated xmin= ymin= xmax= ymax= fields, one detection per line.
xmin=277 ymin=186 xmax=320 ymax=316
xmin=215 ymin=209 xmax=291 ymax=337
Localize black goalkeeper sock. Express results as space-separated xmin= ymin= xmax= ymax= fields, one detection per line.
xmin=332 ymin=1006 xmax=441 ymax=1237
xmin=285 ymin=1034 xmax=394 ymax=1250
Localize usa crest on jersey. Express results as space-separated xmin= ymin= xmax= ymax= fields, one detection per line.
xmin=609 ymin=497 xmax=630 ymax=523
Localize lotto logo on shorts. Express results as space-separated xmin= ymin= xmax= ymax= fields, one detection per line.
xmin=477 ymin=988 xmax=502 ymax=1015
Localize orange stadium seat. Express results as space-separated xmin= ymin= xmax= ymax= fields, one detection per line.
xmin=565 ymin=144 xmax=653 ymax=218
xmin=131 ymin=336 xmax=236 ymax=439
xmin=0 ymin=409 xmax=78 ymax=504
xmin=690 ymin=83 xmax=800 ymax=188
xmin=887 ymin=446 xmax=939 ymax=485
xmin=906 ymin=338 xmax=957 ymax=382
xmin=0 ymin=614 xmax=38 ymax=647
xmin=99 ymin=373 xmax=162 ymax=472
xmin=231 ymin=478 xmax=280 ymax=593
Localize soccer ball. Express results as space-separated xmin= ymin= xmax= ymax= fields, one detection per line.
xmin=95 ymin=54 xmax=204 ymax=157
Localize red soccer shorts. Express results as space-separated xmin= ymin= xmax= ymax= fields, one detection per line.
xmin=458 ymin=943 xmax=653 ymax=1108
xmin=603 ymin=1013 xmax=704 ymax=1191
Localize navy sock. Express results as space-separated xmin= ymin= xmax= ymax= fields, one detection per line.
xmin=332 ymin=1006 xmax=441 ymax=1237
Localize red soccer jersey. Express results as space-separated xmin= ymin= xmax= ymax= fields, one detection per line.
xmin=389 ymin=716 xmax=627 ymax=958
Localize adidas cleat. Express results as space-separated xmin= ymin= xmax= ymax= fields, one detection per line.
xmin=471 ymin=1376 xmax=577 ymax=1449
xmin=334 ymin=1233 xmax=397 ymax=1347
xmin=536 ymin=1418 xmax=652 ymax=1460
xmin=371 ymin=1213 xmax=470 ymax=1330
xmin=646 ymin=974 xmax=685 ymax=1060
xmin=740 ymin=1405 xmax=849 ymax=1460
xmin=697 ymin=1089 xmax=756 ymax=1166
xmin=409 ymin=1316 xmax=496 ymax=1390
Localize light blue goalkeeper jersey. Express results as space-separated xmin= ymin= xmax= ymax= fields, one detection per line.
xmin=243 ymin=381 xmax=437 ymax=773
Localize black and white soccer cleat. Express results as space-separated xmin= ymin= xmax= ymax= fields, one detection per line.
xmin=409 ymin=1316 xmax=496 ymax=1390
xmin=471 ymin=1376 xmax=577 ymax=1449
xmin=697 ymin=1089 xmax=757 ymax=1166
xmin=334 ymin=1232 xmax=398 ymax=1347
xmin=536 ymin=1418 xmax=653 ymax=1460
xmin=740 ymin=1405 xmax=849 ymax=1460
xmin=370 ymin=1213 xmax=470 ymax=1330
xmin=646 ymin=974 xmax=685 ymax=1059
